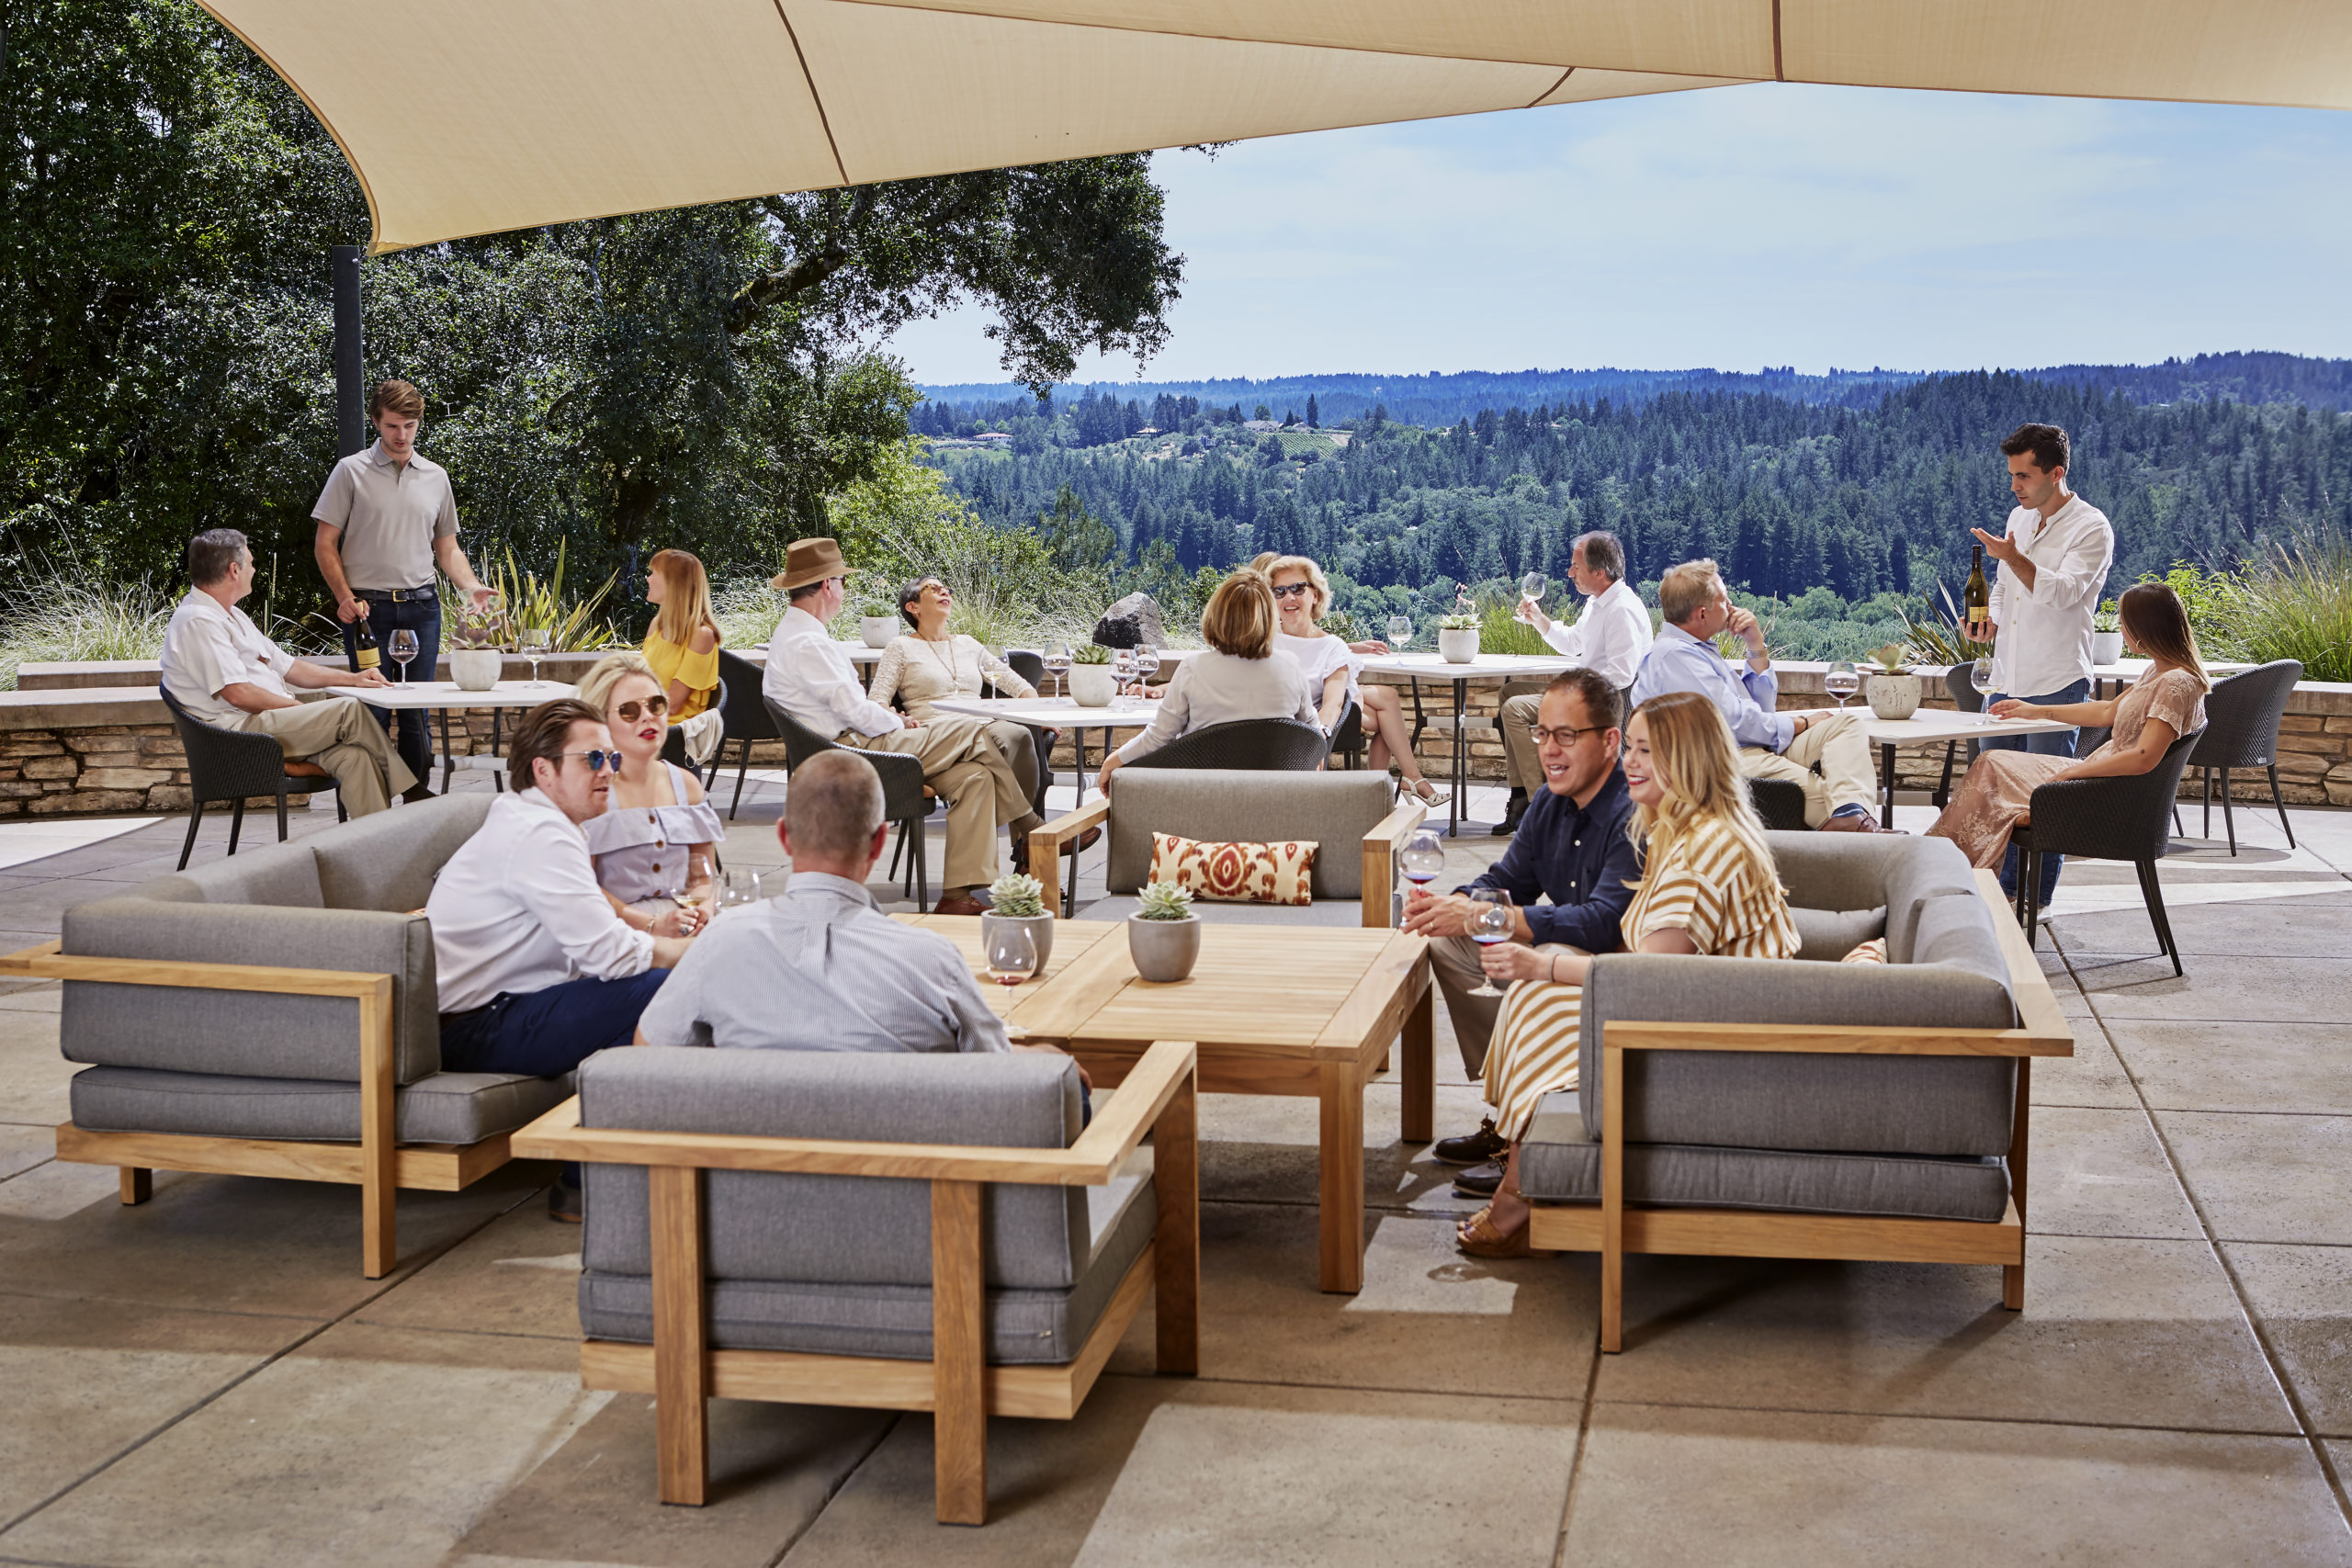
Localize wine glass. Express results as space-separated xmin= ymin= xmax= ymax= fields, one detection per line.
xmin=1824 ymin=660 xmax=1860 ymax=710
xmin=1465 ymin=888 xmax=1514 ymax=998
xmin=1520 ymin=571 xmax=1548 ymax=618
xmin=1132 ymin=646 xmax=1159 ymax=694
xmin=985 ymin=922 xmax=1038 ymax=988
xmin=1386 ymin=613 xmax=1414 ymax=650
xmin=1971 ymin=656 xmax=2000 ymax=702
xmin=1110 ymin=647 xmax=1136 ymax=708
xmin=1397 ymin=828 xmax=1445 ymax=927
xmin=1043 ymin=642 xmax=1072 ymax=700
xmin=388 ymin=628 xmax=418 ymax=683
xmin=720 ymin=866 xmax=760 ymax=908
xmin=521 ymin=626 xmax=551 ymax=687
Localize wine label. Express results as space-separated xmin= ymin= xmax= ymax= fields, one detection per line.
xmin=356 ymin=647 xmax=380 ymax=670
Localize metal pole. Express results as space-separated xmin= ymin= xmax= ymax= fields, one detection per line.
xmin=331 ymin=244 xmax=365 ymax=457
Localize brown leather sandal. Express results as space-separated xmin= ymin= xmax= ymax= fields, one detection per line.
xmin=1455 ymin=1190 xmax=1532 ymax=1258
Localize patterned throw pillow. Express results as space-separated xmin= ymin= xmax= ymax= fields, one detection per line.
xmin=1149 ymin=832 xmax=1318 ymax=906
xmin=1840 ymin=937 xmax=1890 ymax=964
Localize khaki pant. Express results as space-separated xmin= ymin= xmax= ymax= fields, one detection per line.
xmin=1738 ymin=709 xmax=1877 ymax=828
xmin=841 ymin=716 xmax=1039 ymax=892
xmin=1497 ymin=682 xmax=1550 ymax=793
xmin=236 ymin=697 xmax=417 ymax=817
xmin=987 ymin=719 xmax=1044 ymax=815
xmin=1429 ymin=933 xmax=1588 ymax=1077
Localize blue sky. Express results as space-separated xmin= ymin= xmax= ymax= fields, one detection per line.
xmin=884 ymin=83 xmax=2352 ymax=385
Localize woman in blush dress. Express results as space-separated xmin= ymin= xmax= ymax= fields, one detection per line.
xmin=1262 ymin=552 xmax=1450 ymax=807
xmin=577 ymin=652 xmax=723 ymax=938
xmin=1929 ymin=581 xmax=2209 ymax=909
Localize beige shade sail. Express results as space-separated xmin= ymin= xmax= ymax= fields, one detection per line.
xmin=199 ymin=0 xmax=2352 ymax=253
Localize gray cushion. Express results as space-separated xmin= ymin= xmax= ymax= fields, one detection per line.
xmin=1910 ymin=887 xmax=2010 ymax=987
xmin=1517 ymin=1094 xmax=2008 ymax=1222
xmin=311 ymin=792 xmax=492 ymax=911
xmin=1081 ymin=894 xmax=1371 ymax=927
xmin=62 ymin=900 xmax=442 ymax=1083
xmin=1789 ymin=906 xmax=1886 ymax=963
xmin=579 ymin=1147 xmax=1156 ymax=1363
xmin=1764 ymin=832 xmax=1979 ymax=964
xmin=142 ymin=836 xmax=325 ymax=909
xmin=580 ymin=1047 xmax=1090 ymax=1292
xmin=1104 ymin=770 xmax=1396 ymax=897
xmin=1578 ymin=953 xmax=2018 ymax=1156
xmin=69 ymin=1063 xmax=568 ymax=1145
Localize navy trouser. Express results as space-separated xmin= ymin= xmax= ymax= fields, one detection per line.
xmin=440 ymin=970 xmax=670 ymax=1187
xmin=341 ymin=592 xmax=441 ymax=786
xmin=1982 ymin=677 xmax=2089 ymax=909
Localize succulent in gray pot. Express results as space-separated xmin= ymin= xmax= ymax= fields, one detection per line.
xmin=1126 ymin=880 xmax=1200 ymax=982
xmin=857 ymin=598 xmax=900 ymax=649
xmin=1862 ymin=644 xmax=1922 ymax=720
xmin=978 ymin=872 xmax=1054 ymax=971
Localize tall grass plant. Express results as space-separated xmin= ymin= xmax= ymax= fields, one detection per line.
xmin=0 ymin=563 xmax=174 ymax=690
xmin=2217 ymin=531 xmax=2352 ymax=682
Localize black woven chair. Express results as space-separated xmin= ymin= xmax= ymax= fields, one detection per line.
xmin=1002 ymin=649 xmax=1046 ymax=692
xmin=2013 ymin=724 xmax=2204 ymax=975
xmin=1933 ymin=665 xmax=1986 ymax=807
xmin=709 ymin=649 xmax=784 ymax=819
xmin=157 ymin=684 xmax=347 ymax=871
xmin=2186 ymin=660 xmax=2302 ymax=853
xmin=1746 ymin=777 xmax=1811 ymax=832
xmin=1328 ymin=698 xmax=1366 ymax=769
xmin=763 ymin=697 xmax=932 ymax=907
xmin=1125 ymin=717 xmax=1330 ymax=773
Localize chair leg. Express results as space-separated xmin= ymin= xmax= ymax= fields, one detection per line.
xmin=2020 ymin=852 xmax=2042 ymax=949
xmin=276 ymin=786 xmax=289 ymax=843
xmin=729 ymin=741 xmax=751 ymax=820
xmin=336 ymin=795 xmax=348 ymax=824
xmin=120 ymin=1167 xmax=152 ymax=1205
xmin=2201 ymin=767 xmax=2211 ymax=839
xmin=2136 ymin=859 xmax=2182 ymax=976
xmin=226 ymin=799 xmax=246 ymax=857
xmin=913 ymin=820 xmax=929 ymax=909
xmin=2219 ymin=768 xmax=2236 ymax=854
xmin=932 ymin=1179 xmax=989 ymax=1525
xmin=1934 ymin=739 xmax=1957 ymax=807
xmin=177 ymin=802 xmax=204 ymax=871
xmin=650 ymin=1167 xmax=710 ymax=1506
xmin=888 ymin=820 xmax=908 ymax=884
xmin=2270 ymin=765 xmax=2296 ymax=848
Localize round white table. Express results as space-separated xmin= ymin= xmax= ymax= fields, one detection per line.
xmin=325 ymin=679 xmax=579 ymax=792
xmin=1355 ymin=652 xmax=1576 ymax=834
xmin=925 ymin=694 xmax=1154 ymax=803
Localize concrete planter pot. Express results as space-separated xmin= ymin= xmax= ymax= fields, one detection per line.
xmin=2092 ymin=630 xmax=2124 ymax=666
xmin=979 ymin=910 xmax=1055 ymax=973
xmin=449 ymin=649 xmax=503 ymax=692
xmin=1126 ymin=914 xmax=1201 ymax=983
xmin=860 ymin=616 xmax=899 ymax=649
xmin=1069 ymin=665 xmax=1115 ymax=708
xmin=1437 ymin=628 xmax=1480 ymax=665
xmin=1865 ymin=671 xmax=1922 ymax=720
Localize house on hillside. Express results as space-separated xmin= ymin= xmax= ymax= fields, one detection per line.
xmin=1241 ymin=419 xmax=1282 ymax=433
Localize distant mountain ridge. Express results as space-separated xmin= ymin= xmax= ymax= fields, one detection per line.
xmin=919 ymin=351 xmax=2352 ymax=426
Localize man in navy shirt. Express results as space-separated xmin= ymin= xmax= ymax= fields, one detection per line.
xmin=1404 ymin=667 xmax=1638 ymax=1192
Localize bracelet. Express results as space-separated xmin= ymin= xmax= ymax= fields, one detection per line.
xmin=1549 ymin=954 xmax=1562 ymax=983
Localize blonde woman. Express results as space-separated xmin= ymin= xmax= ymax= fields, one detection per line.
xmin=577 ymin=652 xmax=722 ymax=938
xmin=868 ymin=575 xmax=1046 ymax=812
xmin=1094 ymin=568 xmax=1317 ymax=791
xmin=1456 ymin=689 xmax=1799 ymax=1258
xmin=1265 ymin=552 xmax=1449 ymax=807
xmin=642 ymin=548 xmax=724 ymax=766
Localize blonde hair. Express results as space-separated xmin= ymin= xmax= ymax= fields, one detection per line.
xmin=1658 ymin=559 xmax=1724 ymax=626
xmin=1626 ymin=691 xmax=1779 ymax=896
xmin=1266 ymin=554 xmax=1332 ymax=619
xmin=577 ymin=651 xmax=663 ymax=719
xmin=648 ymin=548 xmax=719 ymax=651
xmin=1200 ymin=569 xmax=1277 ymax=659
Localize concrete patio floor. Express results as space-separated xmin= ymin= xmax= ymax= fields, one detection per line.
xmin=1 ymin=773 xmax=2349 ymax=1565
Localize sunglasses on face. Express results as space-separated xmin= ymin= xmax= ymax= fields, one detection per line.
xmin=1270 ymin=582 xmax=1313 ymax=599
xmin=562 ymin=750 xmax=620 ymax=773
xmin=614 ymin=695 xmax=669 ymax=722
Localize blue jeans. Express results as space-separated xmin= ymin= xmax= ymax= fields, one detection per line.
xmin=342 ymin=592 xmax=441 ymax=786
xmin=1982 ymin=678 xmax=2088 ymax=908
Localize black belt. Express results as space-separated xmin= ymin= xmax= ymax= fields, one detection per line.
xmin=354 ymin=586 xmax=437 ymax=603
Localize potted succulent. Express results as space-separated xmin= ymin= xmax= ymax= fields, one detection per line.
xmin=1068 ymin=642 xmax=1116 ymax=707
xmin=1125 ymin=880 xmax=1200 ymax=982
xmin=1862 ymin=643 xmax=1922 ymax=720
xmin=979 ymin=871 xmax=1055 ymax=971
xmin=2092 ymin=600 xmax=2124 ymax=666
xmin=1436 ymin=612 xmax=1482 ymax=665
xmin=857 ymin=597 xmax=901 ymax=649
xmin=449 ymin=602 xmax=508 ymax=691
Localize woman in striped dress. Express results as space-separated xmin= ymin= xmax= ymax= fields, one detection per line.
xmin=1457 ymin=689 xmax=1800 ymax=1258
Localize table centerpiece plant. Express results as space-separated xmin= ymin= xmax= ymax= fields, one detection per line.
xmin=857 ymin=597 xmax=900 ymax=649
xmin=1126 ymin=880 xmax=1199 ymax=982
xmin=448 ymin=601 xmax=509 ymax=691
xmin=1436 ymin=613 xmax=1481 ymax=665
xmin=2092 ymin=600 xmax=2124 ymax=666
xmin=1068 ymin=642 xmax=1115 ymax=707
xmin=1862 ymin=643 xmax=1922 ymax=720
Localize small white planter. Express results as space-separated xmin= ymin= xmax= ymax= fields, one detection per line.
xmin=1437 ymin=628 xmax=1480 ymax=665
xmin=1127 ymin=914 xmax=1201 ymax=983
xmin=979 ymin=910 xmax=1056 ymax=973
xmin=2092 ymin=630 xmax=2124 ymax=666
xmin=1069 ymin=665 xmax=1115 ymax=708
xmin=449 ymin=649 xmax=503 ymax=692
xmin=860 ymin=616 xmax=899 ymax=649
xmin=1865 ymin=671 xmax=1922 ymax=720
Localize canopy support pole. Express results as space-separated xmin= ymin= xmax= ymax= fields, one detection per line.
xmin=332 ymin=244 xmax=365 ymax=457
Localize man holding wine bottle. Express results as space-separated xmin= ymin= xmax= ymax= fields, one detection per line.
xmin=1965 ymin=423 xmax=2115 ymax=759
xmin=311 ymin=379 xmax=496 ymax=794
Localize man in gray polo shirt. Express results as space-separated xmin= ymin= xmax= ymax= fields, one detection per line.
xmin=311 ymin=378 xmax=495 ymax=790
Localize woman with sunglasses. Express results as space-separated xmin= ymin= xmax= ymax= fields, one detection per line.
xmin=577 ymin=652 xmax=721 ymax=937
xmin=1263 ymin=552 xmax=1449 ymax=807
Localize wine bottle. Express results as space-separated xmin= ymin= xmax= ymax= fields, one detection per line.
xmin=352 ymin=612 xmax=381 ymax=672
xmin=1964 ymin=544 xmax=1989 ymax=633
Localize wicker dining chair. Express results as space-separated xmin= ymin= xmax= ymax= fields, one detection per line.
xmin=157 ymin=684 xmax=346 ymax=871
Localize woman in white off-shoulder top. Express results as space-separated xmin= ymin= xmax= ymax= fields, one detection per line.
xmin=1095 ymin=568 xmax=1317 ymax=791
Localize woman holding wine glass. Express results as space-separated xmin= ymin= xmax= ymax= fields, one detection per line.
xmin=575 ymin=653 xmax=722 ymax=938
xmin=1456 ymin=690 xmax=1799 ymax=1258
xmin=1263 ymin=553 xmax=1450 ymax=806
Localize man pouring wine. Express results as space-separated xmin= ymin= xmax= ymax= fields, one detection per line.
xmin=1965 ymin=423 xmax=2115 ymax=760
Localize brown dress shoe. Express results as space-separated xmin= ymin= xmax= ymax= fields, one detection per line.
xmin=933 ymin=894 xmax=989 ymax=916
xmin=1453 ymin=1158 xmax=1505 ymax=1199
xmin=1431 ymin=1117 xmax=1507 ymax=1166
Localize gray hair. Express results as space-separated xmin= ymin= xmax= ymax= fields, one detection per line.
xmin=786 ymin=750 xmax=885 ymax=860
xmin=1572 ymin=530 xmax=1624 ymax=583
xmin=187 ymin=528 xmax=249 ymax=587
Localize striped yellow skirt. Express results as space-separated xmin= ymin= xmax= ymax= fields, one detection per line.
xmin=1480 ymin=980 xmax=1584 ymax=1141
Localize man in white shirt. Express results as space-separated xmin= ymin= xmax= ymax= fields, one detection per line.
xmin=1968 ymin=423 xmax=2115 ymax=759
xmin=159 ymin=529 xmax=419 ymax=816
xmin=760 ymin=537 xmax=1040 ymax=916
xmin=1496 ymin=529 xmax=1654 ymax=833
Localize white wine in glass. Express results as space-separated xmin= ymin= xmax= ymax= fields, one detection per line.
xmin=1971 ymin=657 xmax=1999 ymax=700
xmin=1386 ymin=613 xmax=1414 ymax=649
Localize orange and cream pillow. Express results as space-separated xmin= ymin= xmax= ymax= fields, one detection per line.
xmin=1840 ymin=937 xmax=1890 ymax=964
xmin=1148 ymin=832 xmax=1318 ymax=906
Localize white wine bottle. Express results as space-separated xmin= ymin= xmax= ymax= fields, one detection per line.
xmin=1963 ymin=544 xmax=1989 ymax=637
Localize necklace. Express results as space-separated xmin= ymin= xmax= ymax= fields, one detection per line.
xmin=916 ymin=632 xmax=961 ymax=686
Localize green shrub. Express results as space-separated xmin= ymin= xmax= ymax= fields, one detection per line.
xmin=2216 ymin=532 xmax=2352 ymax=682
xmin=0 ymin=563 xmax=174 ymax=690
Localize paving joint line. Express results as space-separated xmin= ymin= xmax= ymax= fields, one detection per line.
xmin=1550 ymin=1307 xmax=1607 ymax=1568
xmin=1585 ymin=1393 xmax=2325 ymax=1441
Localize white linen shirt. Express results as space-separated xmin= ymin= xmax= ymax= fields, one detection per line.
xmin=427 ymin=787 xmax=656 ymax=1013
xmin=762 ymin=604 xmax=901 ymax=739
xmin=160 ymin=589 xmax=299 ymax=729
xmin=1536 ymin=578 xmax=1654 ymax=690
xmin=1984 ymin=492 xmax=2115 ymax=700
xmin=1110 ymin=648 xmax=1318 ymax=763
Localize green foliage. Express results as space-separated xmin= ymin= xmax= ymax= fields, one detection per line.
xmin=1903 ymin=583 xmax=1996 ymax=667
xmin=1071 ymin=642 xmax=1112 ymax=665
xmin=1472 ymin=592 xmax=1547 ymax=656
xmin=0 ymin=564 xmax=175 ymax=691
xmin=492 ymin=544 xmax=622 ymax=652
xmin=710 ymin=579 xmax=785 ymax=649
xmin=2093 ymin=598 xmax=2122 ymax=634
xmin=1135 ymin=881 xmax=1195 ymax=921
xmin=986 ymin=873 xmax=1047 ymax=919
xmin=2215 ymin=531 xmax=2352 ymax=682
xmin=2139 ymin=562 xmax=2233 ymax=642
xmin=855 ymin=598 xmax=897 ymax=619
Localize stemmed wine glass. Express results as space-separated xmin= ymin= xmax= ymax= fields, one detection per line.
xmin=1111 ymin=647 xmax=1136 ymax=709
xmin=1132 ymin=645 xmax=1160 ymax=695
xmin=1971 ymin=656 xmax=2000 ymax=704
xmin=1518 ymin=571 xmax=1548 ymax=623
xmin=985 ymin=922 xmax=1038 ymax=988
xmin=1465 ymin=888 xmax=1514 ymax=998
xmin=521 ymin=626 xmax=551 ymax=687
xmin=1386 ymin=613 xmax=1414 ymax=651
xmin=1825 ymin=660 xmax=1860 ymax=710
xmin=720 ymin=866 xmax=760 ymax=908
xmin=1043 ymin=642 xmax=1072 ymax=700
xmin=1398 ymin=829 xmax=1445 ymax=927
xmin=388 ymin=628 xmax=418 ymax=684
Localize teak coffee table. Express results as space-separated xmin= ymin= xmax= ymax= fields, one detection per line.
xmin=902 ymin=915 xmax=1433 ymax=1293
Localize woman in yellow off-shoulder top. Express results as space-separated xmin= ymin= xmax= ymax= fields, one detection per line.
xmin=642 ymin=549 xmax=724 ymax=764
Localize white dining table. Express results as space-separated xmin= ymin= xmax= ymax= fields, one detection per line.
xmin=326 ymin=679 xmax=579 ymax=792
xmin=1355 ymin=652 xmax=1577 ymax=834
xmin=926 ymin=694 xmax=1155 ymax=805
xmin=1856 ymin=707 xmax=2073 ymax=825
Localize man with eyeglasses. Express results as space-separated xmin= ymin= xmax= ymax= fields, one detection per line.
xmin=1402 ymin=667 xmax=1640 ymax=1195
xmin=427 ymin=698 xmax=699 ymax=1221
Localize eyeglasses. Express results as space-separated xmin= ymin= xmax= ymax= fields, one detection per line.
xmin=1527 ymin=725 xmax=1607 ymax=746
xmin=613 ymin=695 xmax=669 ymax=722
xmin=1270 ymin=582 xmax=1313 ymax=599
xmin=561 ymin=750 xmax=620 ymax=773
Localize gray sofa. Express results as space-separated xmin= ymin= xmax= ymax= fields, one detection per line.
xmin=1519 ymin=831 xmax=2074 ymax=1350
xmin=45 ymin=795 xmax=568 ymax=1277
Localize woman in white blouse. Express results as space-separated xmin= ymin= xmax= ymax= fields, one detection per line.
xmin=868 ymin=576 xmax=1044 ymax=809
xmin=1265 ymin=553 xmax=1450 ymax=807
xmin=1096 ymin=569 xmax=1318 ymax=791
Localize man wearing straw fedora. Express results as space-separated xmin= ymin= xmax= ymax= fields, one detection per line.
xmin=762 ymin=536 xmax=1043 ymax=916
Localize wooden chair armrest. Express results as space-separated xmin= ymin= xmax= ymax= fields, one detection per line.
xmin=1363 ymin=797 xmax=1429 ymax=854
xmin=1357 ymin=798 xmax=1429 ymax=930
xmin=1974 ymin=870 xmax=2072 ymax=1050
xmin=1032 ymin=795 xmax=1110 ymax=852
xmin=0 ymin=943 xmax=392 ymax=1001
xmin=1600 ymin=1020 xmax=2072 ymax=1057
xmin=514 ymin=1041 xmax=1200 ymax=1184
